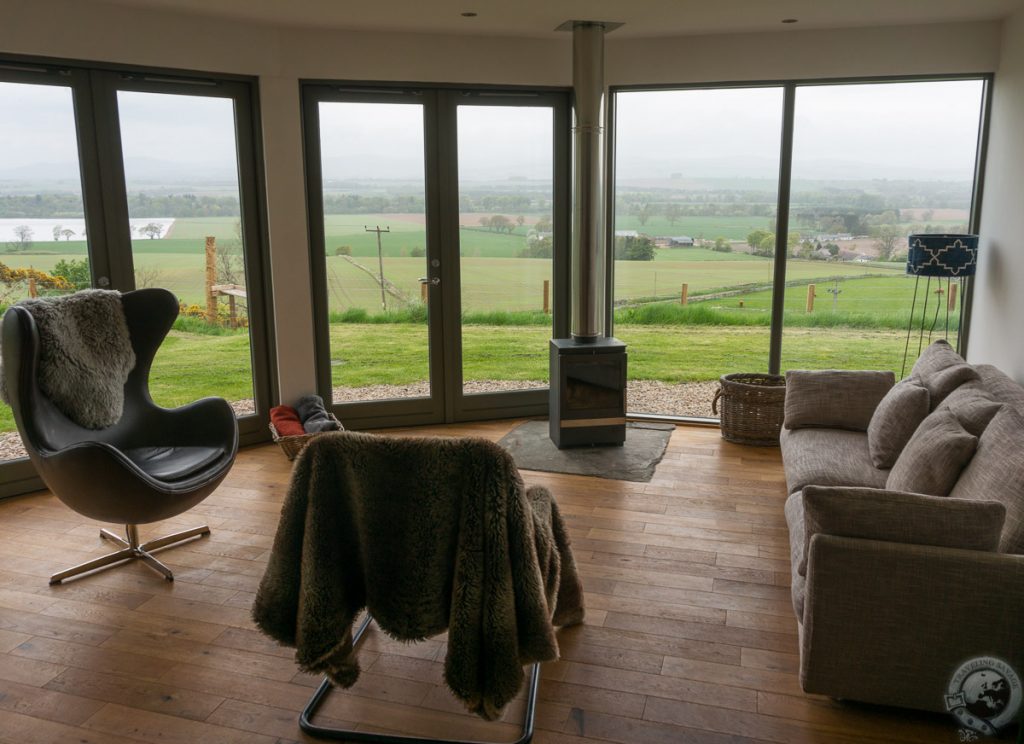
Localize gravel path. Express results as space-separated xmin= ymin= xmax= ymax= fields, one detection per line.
xmin=0 ymin=380 xmax=721 ymax=461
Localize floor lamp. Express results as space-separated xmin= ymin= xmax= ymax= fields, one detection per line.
xmin=901 ymin=233 xmax=978 ymax=378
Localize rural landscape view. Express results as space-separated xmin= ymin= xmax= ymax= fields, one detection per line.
xmin=0 ymin=79 xmax=985 ymax=458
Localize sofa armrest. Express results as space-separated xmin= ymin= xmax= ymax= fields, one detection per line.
xmin=797 ymin=485 xmax=1006 ymax=575
xmin=784 ymin=370 xmax=895 ymax=431
xmin=801 ymin=535 xmax=1024 ymax=713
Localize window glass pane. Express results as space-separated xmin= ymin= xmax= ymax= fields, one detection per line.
xmin=782 ymin=80 xmax=984 ymax=375
xmin=457 ymin=104 xmax=553 ymax=395
xmin=117 ymin=90 xmax=256 ymax=415
xmin=317 ymin=101 xmax=430 ymax=405
xmin=0 ymin=82 xmax=88 ymax=461
xmin=613 ymin=87 xmax=783 ymax=417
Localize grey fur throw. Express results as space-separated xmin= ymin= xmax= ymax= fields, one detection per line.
xmin=1 ymin=290 xmax=135 ymax=429
xmin=252 ymin=430 xmax=584 ymax=720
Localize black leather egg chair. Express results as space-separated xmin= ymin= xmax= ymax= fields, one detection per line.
xmin=2 ymin=287 xmax=238 ymax=584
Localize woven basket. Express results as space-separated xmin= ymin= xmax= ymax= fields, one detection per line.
xmin=269 ymin=414 xmax=344 ymax=461
xmin=712 ymin=373 xmax=786 ymax=446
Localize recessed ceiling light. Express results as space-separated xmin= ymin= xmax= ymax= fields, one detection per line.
xmin=781 ymin=18 xmax=798 ymax=24
xmin=461 ymin=11 xmax=477 ymax=17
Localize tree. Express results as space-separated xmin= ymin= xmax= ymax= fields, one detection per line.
xmin=52 ymin=258 xmax=91 ymax=290
xmin=515 ymin=215 xmax=525 ymax=229
xmin=872 ymin=224 xmax=901 ymax=261
xmin=747 ymin=229 xmax=770 ymax=251
xmin=711 ymin=237 xmax=732 ymax=253
xmin=334 ymin=245 xmax=352 ymax=256
xmin=134 ymin=265 xmax=164 ymax=288
xmin=52 ymin=224 xmax=63 ymax=242
xmin=12 ymin=225 xmax=33 ymax=250
xmin=140 ymin=222 xmax=163 ymax=240
xmin=615 ymin=235 xmax=656 ymax=261
xmin=632 ymin=202 xmax=652 ymax=226
xmin=60 ymin=228 xmax=75 ymax=241
xmin=757 ymin=234 xmax=775 ymax=258
xmin=664 ymin=203 xmax=682 ymax=226
xmin=534 ymin=215 xmax=552 ymax=233
xmin=488 ymin=215 xmax=513 ymax=233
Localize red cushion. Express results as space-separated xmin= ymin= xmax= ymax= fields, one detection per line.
xmin=270 ymin=406 xmax=305 ymax=437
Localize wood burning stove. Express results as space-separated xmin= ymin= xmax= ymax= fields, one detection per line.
xmin=550 ymin=338 xmax=626 ymax=448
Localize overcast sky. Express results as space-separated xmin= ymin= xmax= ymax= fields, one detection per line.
xmin=0 ymin=78 xmax=985 ymax=186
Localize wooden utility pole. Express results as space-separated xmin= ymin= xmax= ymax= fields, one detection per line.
xmin=365 ymin=225 xmax=391 ymax=311
xmin=543 ymin=279 xmax=550 ymax=314
xmin=806 ymin=283 xmax=816 ymax=313
xmin=205 ymin=236 xmax=217 ymax=324
xmin=680 ymin=283 xmax=689 ymax=306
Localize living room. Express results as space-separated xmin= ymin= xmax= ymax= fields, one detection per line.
xmin=0 ymin=0 xmax=1022 ymax=742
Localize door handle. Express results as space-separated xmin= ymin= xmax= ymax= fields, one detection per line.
xmin=418 ymin=277 xmax=441 ymax=286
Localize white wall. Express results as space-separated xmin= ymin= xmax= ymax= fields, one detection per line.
xmin=0 ymin=0 xmax=1006 ymax=400
xmin=971 ymin=9 xmax=1024 ymax=383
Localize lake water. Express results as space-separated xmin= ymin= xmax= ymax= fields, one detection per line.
xmin=0 ymin=218 xmax=175 ymax=243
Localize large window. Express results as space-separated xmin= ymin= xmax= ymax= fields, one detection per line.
xmin=613 ymin=87 xmax=783 ymax=417
xmin=0 ymin=59 xmax=274 ymax=492
xmin=611 ymin=77 xmax=988 ymax=418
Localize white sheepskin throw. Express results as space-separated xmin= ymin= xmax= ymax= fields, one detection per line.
xmin=3 ymin=290 xmax=136 ymax=429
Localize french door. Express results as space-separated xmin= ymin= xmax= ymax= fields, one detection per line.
xmin=304 ymin=84 xmax=570 ymax=428
xmin=0 ymin=57 xmax=274 ymax=496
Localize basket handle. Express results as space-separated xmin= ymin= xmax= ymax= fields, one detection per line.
xmin=712 ymin=386 xmax=724 ymax=415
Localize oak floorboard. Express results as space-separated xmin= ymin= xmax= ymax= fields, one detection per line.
xmin=0 ymin=420 xmax=962 ymax=742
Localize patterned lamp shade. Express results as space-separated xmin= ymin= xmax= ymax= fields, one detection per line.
xmin=906 ymin=234 xmax=979 ymax=278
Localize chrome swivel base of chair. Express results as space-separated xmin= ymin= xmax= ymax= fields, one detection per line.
xmin=49 ymin=523 xmax=211 ymax=585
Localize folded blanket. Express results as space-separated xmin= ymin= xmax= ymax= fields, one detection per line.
xmin=270 ymin=405 xmax=305 ymax=437
xmin=0 ymin=289 xmax=134 ymax=429
xmin=252 ymin=431 xmax=584 ymax=720
xmin=296 ymin=394 xmax=341 ymax=433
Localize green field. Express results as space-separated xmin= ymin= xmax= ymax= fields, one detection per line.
xmin=0 ymin=214 xmax=936 ymax=439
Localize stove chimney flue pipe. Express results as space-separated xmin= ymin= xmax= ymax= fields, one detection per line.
xmin=570 ymin=21 xmax=607 ymax=342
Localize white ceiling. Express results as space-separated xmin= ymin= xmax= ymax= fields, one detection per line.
xmin=92 ymin=0 xmax=1024 ymax=39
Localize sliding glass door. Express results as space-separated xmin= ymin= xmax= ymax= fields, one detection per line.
xmin=305 ymin=85 xmax=569 ymax=428
xmin=0 ymin=58 xmax=274 ymax=495
xmin=611 ymin=76 xmax=989 ymax=420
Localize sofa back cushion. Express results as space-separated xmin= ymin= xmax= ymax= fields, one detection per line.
xmin=867 ymin=378 xmax=930 ymax=469
xmin=976 ymin=364 xmax=1024 ymax=417
xmin=798 ymin=485 xmax=1005 ymax=576
xmin=886 ymin=409 xmax=978 ymax=496
xmin=936 ymin=382 xmax=1003 ymax=437
xmin=910 ymin=340 xmax=979 ymax=407
xmin=949 ymin=406 xmax=1024 ymax=554
xmin=784 ymin=370 xmax=894 ymax=431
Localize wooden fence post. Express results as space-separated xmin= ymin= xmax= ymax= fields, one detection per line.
xmin=421 ymin=282 xmax=428 ymax=304
xmin=205 ymin=236 xmax=217 ymax=325
xmin=28 ymin=277 xmax=37 ymax=298
xmin=806 ymin=283 xmax=816 ymax=313
xmin=680 ymin=283 xmax=688 ymax=305
xmin=543 ymin=279 xmax=550 ymax=314
xmin=948 ymin=282 xmax=958 ymax=311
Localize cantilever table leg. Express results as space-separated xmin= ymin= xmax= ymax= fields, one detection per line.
xmin=299 ymin=613 xmax=540 ymax=744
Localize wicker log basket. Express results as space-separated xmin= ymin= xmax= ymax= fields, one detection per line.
xmin=269 ymin=414 xmax=344 ymax=461
xmin=712 ymin=373 xmax=787 ymax=446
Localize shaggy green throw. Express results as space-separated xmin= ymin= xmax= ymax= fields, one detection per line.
xmin=252 ymin=430 xmax=584 ymax=720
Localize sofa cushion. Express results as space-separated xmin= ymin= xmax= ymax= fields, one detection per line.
xmin=784 ymin=370 xmax=895 ymax=431
xmin=950 ymin=406 xmax=1024 ymax=554
xmin=867 ymin=377 xmax=930 ymax=468
xmin=976 ymin=364 xmax=1024 ymax=417
xmin=936 ymin=383 xmax=1003 ymax=437
xmin=783 ymin=491 xmax=806 ymax=620
xmin=910 ymin=339 xmax=979 ymax=407
xmin=780 ymin=427 xmax=889 ymax=494
xmin=798 ymin=485 xmax=1005 ymax=576
xmin=886 ymin=409 xmax=977 ymax=496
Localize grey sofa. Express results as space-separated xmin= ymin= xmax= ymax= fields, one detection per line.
xmin=780 ymin=349 xmax=1024 ymax=715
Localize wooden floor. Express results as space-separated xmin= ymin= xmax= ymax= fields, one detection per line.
xmin=0 ymin=420 xmax=962 ymax=744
